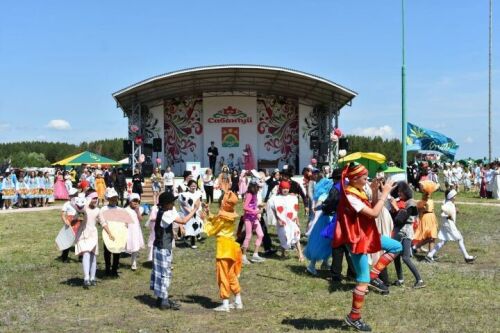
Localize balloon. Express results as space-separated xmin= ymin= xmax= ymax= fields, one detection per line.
xmin=138 ymin=154 xmax=145 ymax=163
xmin=330 ymin=133 xmax=339 ymax=142
xmin=334 ymin=128 xmax=343 ymax=137
xmin=130 ymin=125 xmax=139 ymax=133
xmin=134 ymin=135 xmax=143 ymax=145
xmin=339 ymin=149 xmax=347 ymax=158
xmin=156 ymin=158 xmax=162 ymax=165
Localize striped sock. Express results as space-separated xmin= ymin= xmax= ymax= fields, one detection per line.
xmin=370 ymin=252 xmax=396 ymax=280
xmin=349 ymin=286 xmax=366 ymax=320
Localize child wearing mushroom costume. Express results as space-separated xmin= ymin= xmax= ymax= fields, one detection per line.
xmin=334 ymin=163 xmax=402 ymax=332
xmin=272 ymin=180 xmax=304 ymax=261
xmin=412 ymin=180 xmax=439 ymax=254
xmin=203 ymin=191 xmax=243 ymax=312
xmin=425 ymin=189 xmax=476 ymax=264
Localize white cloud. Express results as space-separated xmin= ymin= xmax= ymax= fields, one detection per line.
xmin=464 ymin=136 xmax=474 ymax=143
xmin=353 ymin=125 xmax=396 ymax=139
xmin=0 ymin=123 xmax=11 ymax=132
xmin=46 ymin=119 xmax=71 ymax=130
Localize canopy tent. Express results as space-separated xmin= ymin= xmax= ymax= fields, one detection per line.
xmin=52 ymin=151 xmax=122 ymax=166
xmin=338 ymin=152 xmax=388 ymax=178
xmin=384 ymin=166 xmax=405 ymax=174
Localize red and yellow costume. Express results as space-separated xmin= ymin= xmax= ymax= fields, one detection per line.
xmin=203 ymin=191 xmax=242 ymax=299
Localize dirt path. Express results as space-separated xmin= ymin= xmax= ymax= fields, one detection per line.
xmin=0 ymin=205 xmax=63 ymax=214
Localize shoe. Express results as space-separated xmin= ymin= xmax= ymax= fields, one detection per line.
xmin=306 ymin=265 xmax=318 ymax=276
xmin=228 ymin=302 xmax=243 ymax=310
xmin=465 ymin=256 xmax=477 ymax=264
xmin=90 ymin=279 xmax=97 ymax=286
xmin=320 ymin=262 xmax=330 ymax=270
xmin=191 ymin=245 xmax=198 ymax=249
xmin=160 ymin=299 xmax=181 ymax=311
xmin=213 ymin=304 xmax=230 ymax=312
xmin=83 ymin=280 xmax=90 ymax=289
xmin=242 ymin=255 xmax=251 ymax=265
xmin=345 ymin=315 xmax=372 ymax=332
xmin=263 ymin=249 xmax=277 ymax=256
xmin=369 ymin=278 xmax=389 ymax=295
xmin=424 ymin=256 xmax=435 ymax=263
xmin=110 ymin=271 xmax=119 ymax=278
xmin=131 ymin=262 xmax=137 ymax=271
xmin=250 ymin=255 xmax=265 ymax=263
xmin=392 ymin=280 xmax=404 ymax=287
xmin=413 ymin=280 xmax=426 ymax=289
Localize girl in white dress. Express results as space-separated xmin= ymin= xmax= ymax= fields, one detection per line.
xmin=75 ymin=191 xmax=114 ymax=288
xmin=125 ymin=193 xmax=145 ymax=270
xmin=178 ymin=179 xmax=204 ymax=248
xmin=425 ymin=189 xmax=476 ymax=263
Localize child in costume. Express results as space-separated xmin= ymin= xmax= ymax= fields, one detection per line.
xmin=412 ymin=180 xmax=439 ymax=253
xmin=178 ymin=179 xmax=204 ymax=249
xmin=425 ymin=189 xmax=476 ymax=263
xmin=95 ymin=172 xmax=106 ymax=206
xmin=150 ymin=191 xmax=200 ymax=310
xmin=59 ymin=188 xmax=79 ymax=262
xmin=241 ymin=181 xmax=265 ymax=264
xmin=272 ymin=180 xmax=304 ymax=261
xmin=334 ymin=163 xmax=402 ymax=332
xmin=125 ymin=193 xmax=145 ymax=270
xmin=203 ymin=191 xmax=243 ymax=312
xmin=74 ymin=191 xmax=114 ymax=288
xmin=389 ymin=182 xmax=425 ymax=288
xmin=146 ymin=204 xmax=159 ymax=261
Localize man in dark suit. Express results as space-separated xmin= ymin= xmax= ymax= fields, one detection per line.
xmin=207 ymin=141 xmax=219 ymax=172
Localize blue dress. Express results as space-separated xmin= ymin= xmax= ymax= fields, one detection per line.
xmin=304 ymin=178 xmax=334 ymax=262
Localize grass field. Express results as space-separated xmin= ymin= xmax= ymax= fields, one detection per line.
xmin=0 ymin=197 xmax=499 ymax=333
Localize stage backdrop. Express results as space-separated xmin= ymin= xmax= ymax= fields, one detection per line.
xmin=164 ymin=96 xmax=204 ymax=175
xmin=203 ymin=95 xmax=257 ymax=170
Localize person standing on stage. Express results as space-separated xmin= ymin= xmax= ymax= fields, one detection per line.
xmin=207 ymin=141 xmax=219 ymax=173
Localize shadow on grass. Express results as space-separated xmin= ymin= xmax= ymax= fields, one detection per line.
xmin=142 ymin=261 xmax=153 ymax=269
xmin=328 ymin=280 xmax=355 ymax=293
xmin=281 ymin=318 xmax=349 ymax=331
xmin=256 ymin=273 xmax=287 ymax=281
xmin=181 ymin=295 xmax=219 ymax=309
xmin=134 ymin=294 xmax=158 ymax=308
xmin=287 ymin=264 xmax=309 ymax=276
xmin=60 ymin=277 xmax=83 ymax=287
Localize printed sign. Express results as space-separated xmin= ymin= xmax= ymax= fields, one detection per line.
xmin=221 ymin=127 xmax=240 ymax=147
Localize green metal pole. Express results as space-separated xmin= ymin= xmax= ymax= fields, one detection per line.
xmin=402 ymin=0 xmax=408 ymax=170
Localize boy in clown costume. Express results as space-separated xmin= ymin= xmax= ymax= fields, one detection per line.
xmin=203 ymin=191 xmax=243 ymax=312
xmin=334 ymin=163 xmax=402 ymax=332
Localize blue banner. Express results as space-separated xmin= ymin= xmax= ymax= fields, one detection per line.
xmin=406 ymin=122 xmax=459 ymax=159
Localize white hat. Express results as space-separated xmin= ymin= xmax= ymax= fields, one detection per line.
xmin=250 ymin=169 xmax=260 ymax=179
xmin=446 ymin=189 xmax=457 ymax=200
xmin=128 ymin=193 xmax=141 ymax=202
xmin=105 ymin=188 xmax=119 ymax=199
xmin=68 ymin=188 xmax=79 ymax=196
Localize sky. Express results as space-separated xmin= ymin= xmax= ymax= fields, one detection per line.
xmin=0 ymin=0 xmax=498 ymax=160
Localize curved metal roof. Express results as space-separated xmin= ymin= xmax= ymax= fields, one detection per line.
xmin=112 ymin=64 xmax=357 ymax=111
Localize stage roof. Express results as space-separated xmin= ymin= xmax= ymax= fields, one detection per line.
xmin=112 ymin=65 xmax=357 ymax=112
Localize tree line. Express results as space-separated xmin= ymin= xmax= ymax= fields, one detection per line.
xmin=0 ymin=139 xmax=127 ymax=168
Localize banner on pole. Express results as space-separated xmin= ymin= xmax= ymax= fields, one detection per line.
xmin=406 ymin=122 xmax=459 ymax=159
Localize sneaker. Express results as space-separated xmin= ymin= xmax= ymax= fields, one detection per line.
xmin=229 ymin=302 xmax=243 ymax=310
xmin=90 ymin=279 xmax=97 ymax=286
xmin=131 ymin=262 xmax=137 ymax=271
xmin=83 ymin=280 xmax=90 ymax=289
xmin=465 ymin=256 xmax=477 ymax=264
xmin=160 ymin=299 xmax=181 ymax=311
xmin=345 ymin=315 xmax=372 ymax=332
xmin=213 ymin=304 xmax=230 ymax=312
xmin=392 ymin=280 xmax=404 ymax=287
xmin=191 ymin=245 xmax=198 ymax=249
xmin=369 ymin=278 xmax=389 ymax=295
xmin=306 ymin=265 xmax=318 ymax=276
xmin=424 ymin=256 xmax=435 ymax=263
xmin=242 ymin=255 xmax=251 ymax=265
xmin=250 ymin=255 xmax=265 ymax=263
xmin=413 ymin=280 xmax=426 ymax=289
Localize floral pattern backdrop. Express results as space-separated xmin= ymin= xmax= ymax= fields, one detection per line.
xmin=128 ymin=104 xmax=161 ymax=141
xmin=257 ymin=96 xmax=299 ymax=166
xmin=164 ymin=96 xmax=203 ymax=172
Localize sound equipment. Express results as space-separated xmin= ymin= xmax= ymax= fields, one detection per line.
xmin=320 ymin=142 xmax=329 ymax=155
xmin=153 ymin=138 xmax=162 ymax=152
xmin=310 ymin=135 xmax=320 ymax=150
xmin=123 ymin=140 xmax=132 ymax=154
xmin=339 ymin=137 xmax=349 ymax=150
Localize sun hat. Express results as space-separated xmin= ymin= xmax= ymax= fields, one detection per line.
xmin=128 ymin=193 xmax=141 ymax=202
xmin=68 ymin=188 xmax=79 ymax=196
xmin=105 ymin=188 xmax=119 ymax=199
xmin=446 ymin=189 xmax=457 ymax=200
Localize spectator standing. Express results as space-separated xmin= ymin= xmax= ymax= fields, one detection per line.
xmin=207 ymin=141 xmax=219 ymax=172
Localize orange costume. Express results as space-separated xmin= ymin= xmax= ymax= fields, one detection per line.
xmin=413 ymin=181 xmax=439 ymax=241
xmin=203 ymin=191 xmax=242 ymax=301
xmin=95 ymin=176 xmax=106 ymax=200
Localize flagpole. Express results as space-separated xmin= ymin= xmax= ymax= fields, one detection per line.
xmin=402 ymin=0 xmax=408 ymax=170
xmin=488 ymin=0 xmax=493 ymax=162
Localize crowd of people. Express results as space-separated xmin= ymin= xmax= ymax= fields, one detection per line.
xmin=51 ymin=153 xmax=493 ymax=332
